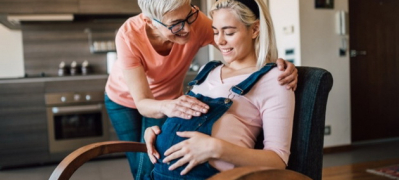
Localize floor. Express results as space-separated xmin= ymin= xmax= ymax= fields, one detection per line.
xmin=323 ymin=139 xmax=399 ymax=167
xmin=1 ymin=140 xmax=399 ymax=180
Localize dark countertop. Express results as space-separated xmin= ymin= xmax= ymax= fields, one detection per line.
xmin=0 ymin=74 xmax=108 ymax=84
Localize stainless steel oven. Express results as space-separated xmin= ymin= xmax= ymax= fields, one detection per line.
xmin=45 ymin=91 xmax=109 ymax=153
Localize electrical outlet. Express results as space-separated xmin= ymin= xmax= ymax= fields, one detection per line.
xmin=324 ymin=125 xmax=331 ymax=135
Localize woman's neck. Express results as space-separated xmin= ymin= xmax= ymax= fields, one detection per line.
xmin=221 ymin=61 xmax=257 ymax=81
xmin=225 ymin=56 xmax=257 ymax=70
xmin=146 ymin=24 xmax=174 ymax=56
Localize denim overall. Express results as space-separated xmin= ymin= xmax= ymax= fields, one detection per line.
xmin=152 ymin=61 xmax=277 ymax=180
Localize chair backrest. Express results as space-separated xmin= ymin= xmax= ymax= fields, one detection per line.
xmin=254 ymin=66 xmax=333 ymax=180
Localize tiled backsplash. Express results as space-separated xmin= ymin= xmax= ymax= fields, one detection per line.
xmin=21 ymin=20 xmax=125 ymax=77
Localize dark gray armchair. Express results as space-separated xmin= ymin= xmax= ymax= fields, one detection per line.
xmin=50 ymin=67 xmax=333 ymax=180
xmin=255 ymin=66 xmax=333 ymax=180
xmin=289 ymin=67 xmax=333 ymax=180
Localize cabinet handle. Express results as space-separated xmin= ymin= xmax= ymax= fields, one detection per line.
xmin=51 ymin=104 xmax=102 ymax=114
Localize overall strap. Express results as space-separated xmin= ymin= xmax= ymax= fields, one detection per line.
xmin=188 ymin=60 xmax=223 ymax=86
xmin=231 ymin=63 xmax=277 ymax=95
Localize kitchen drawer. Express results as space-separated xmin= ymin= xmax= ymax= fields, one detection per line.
xmin=44 ymin=78 xmax=107 ymax=93
xmin=0 ymin=81 xmax=48 ymax=169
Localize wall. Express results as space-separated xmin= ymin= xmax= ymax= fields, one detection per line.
xmin=269 ymin=0 xmax=301 ymax=65
xmin=270 ymin=0 xmax=351 ymax=147
xmin=0 ymin=24 xmax=24 ymax=78
xmin=298 ymin=0 xmax=351 ymax=147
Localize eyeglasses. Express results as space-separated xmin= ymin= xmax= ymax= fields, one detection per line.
xmin=153 ymin=5 xmax=199 ymax=34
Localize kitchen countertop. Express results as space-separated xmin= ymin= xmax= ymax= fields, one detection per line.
xmin=0 ymin=74 xmax=108 ymax=84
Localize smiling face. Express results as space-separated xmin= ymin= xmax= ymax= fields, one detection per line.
xmin=153 ymin=3 xmax=197 ymax=44
xmin=212 ymin=9 xmax=258 ymax=66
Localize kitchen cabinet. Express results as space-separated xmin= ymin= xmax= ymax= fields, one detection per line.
xmin=78 ymin=0 xmax=140 ymax=14
xmin=0 ymin=76 xmax=108 ymax=169
xmin=0 ymin=0 xmax=79 ymax=14
xmin=0 ymin=73 xmax=198 ymax=168
xmin=44 ymin=77 xmax=107 ymax=93
xmin=0 ymin=0 xmax=138 ymax=14
xmin=0 ymin=82 xmax=49 ymax=169
xmin=78 ymin=0 xmax=202 ymax=14
xmin=0 ymin=0 xmax=204 ymax=15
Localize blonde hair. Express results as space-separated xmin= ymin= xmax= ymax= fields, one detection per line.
xmin=138 ymin=0 xmax=191 ymax=26
xmin=210 ymin=0 xmax=278 ymax=68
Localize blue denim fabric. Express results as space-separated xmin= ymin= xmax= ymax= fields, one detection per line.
xmin=104 ymin=94 xmax=142 ymax=177
xmin=105 ymin=94 xmax=167 ymax=180
xmin=153 ymin=91 xmax=232 ymax=180
xmin=152 ymin=61 xmax=277 ymax=180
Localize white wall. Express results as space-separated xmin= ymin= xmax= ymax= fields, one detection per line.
xmin=0 ymin=24 xmax=24 ymax=78
xmin=267 ymin=0 xmax=352 ymax=147
xmin=298 ymin=0 xmax=351 ymax=147
xmin=269 ymin=0 xmax=301 ymax=65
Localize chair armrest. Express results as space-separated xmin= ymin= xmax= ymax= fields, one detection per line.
xmin=208 ymin=167 xmax=312 ymax=180
xmin=50 ymin=141 xmax=312 ymax=180
xmin=49 ymin=141 xmax=146 ymax=180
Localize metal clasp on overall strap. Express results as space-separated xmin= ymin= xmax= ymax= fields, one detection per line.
xmin=185 ymin=85 xmax=193 ymax=94
xmin=224 ymin=91 xmax=236 ymax=104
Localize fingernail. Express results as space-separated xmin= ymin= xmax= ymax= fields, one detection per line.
xmin=202 ymin=109 xmax=207 ymax=113
xmin=196 ymin=112 xmax=200 ymax=116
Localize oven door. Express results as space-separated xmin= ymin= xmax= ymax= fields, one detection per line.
xmin=47 ymin=103 xmax=109 ymax=153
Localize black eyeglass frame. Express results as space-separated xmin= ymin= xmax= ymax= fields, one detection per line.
xmin=153 ymin=4 xmax=199 ymax=34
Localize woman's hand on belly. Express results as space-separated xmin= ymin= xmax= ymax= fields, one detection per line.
xmin=144 ymin=126 xmax=162 ymax=164
xmin=163 ymin=131 xmax=219 ymax=175
xmin=160 ymin=95 xmax=209 ymax=119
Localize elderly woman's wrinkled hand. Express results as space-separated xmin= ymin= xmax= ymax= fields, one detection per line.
xmin=276 ymin=58 xmax=298 ymax=91
xmin=161 ymin=95 xmax=209 ymax=119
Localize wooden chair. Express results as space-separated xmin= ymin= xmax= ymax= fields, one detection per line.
xmin=50 ymin=66 xmax=333 ymax=180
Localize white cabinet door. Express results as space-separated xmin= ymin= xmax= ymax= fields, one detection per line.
xmin=0 ymin=24 xmax=24 ymax=79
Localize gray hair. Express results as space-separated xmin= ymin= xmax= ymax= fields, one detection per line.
xmin=210 ymin=0 xmax=278 ymax=68
xmin=138 ymin=0 xmax=191 ymax=25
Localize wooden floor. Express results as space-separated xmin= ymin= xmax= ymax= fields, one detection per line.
xmin=322 ymin=158 xmax=399 ymax=180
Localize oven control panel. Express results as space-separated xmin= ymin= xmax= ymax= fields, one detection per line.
xmin=45 ymin=91 xmax=104 ymax=105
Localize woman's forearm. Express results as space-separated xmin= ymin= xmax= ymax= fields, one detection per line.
xmin=122 ymin=67 xmax=165 ymax=118
xmin=135 ymin=98 xmax=167 ymax=119
xmin=211 ymin=138 xmax=286 ymax=169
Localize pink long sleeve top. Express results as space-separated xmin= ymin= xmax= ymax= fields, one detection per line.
xmin=191 ymin=65 xmax=295 ymax=171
